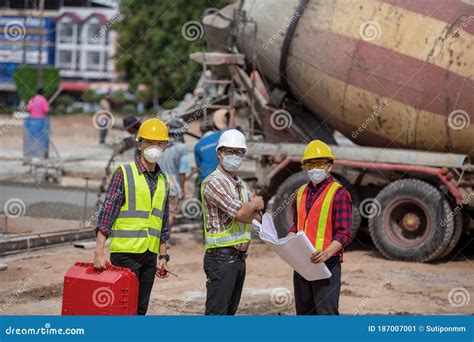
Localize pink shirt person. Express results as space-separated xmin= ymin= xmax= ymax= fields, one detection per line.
xmin=28 ymin=94 xmax=49 ymax=118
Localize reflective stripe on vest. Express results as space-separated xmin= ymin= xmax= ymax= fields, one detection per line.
xmin=204 ymin=231 xmax=252 ymax=246
xmin=201 ymin=169 xmax=251 ymax=249
xmin=296 ymin=181 xmax=341 ymax=251
xmin=110 ymin=162 xmax=168 ymax=254
xmin=110 ymin=227 xmax=161 ymax=238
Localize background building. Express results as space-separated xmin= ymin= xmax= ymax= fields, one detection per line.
xmin=0 ymin=0 xmax=120 ymax=104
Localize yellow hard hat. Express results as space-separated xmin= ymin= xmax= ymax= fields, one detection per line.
xmin=301 ymin=140 xmax=335 ymax=163
xmin=137 ymin=118 xmax=169 ymax=141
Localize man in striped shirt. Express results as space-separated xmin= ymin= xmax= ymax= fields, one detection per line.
xmin=201 ymin=129 xmax=264 ymax=315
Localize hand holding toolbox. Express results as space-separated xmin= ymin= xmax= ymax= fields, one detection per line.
xmin=62 ymin=262 xmax=138 ymax=315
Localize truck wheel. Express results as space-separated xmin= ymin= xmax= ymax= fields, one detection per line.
xmin=368 ymin=179 xmax=455 ymax=262
xmin=271 ymin=171 xmax=361 ymax=238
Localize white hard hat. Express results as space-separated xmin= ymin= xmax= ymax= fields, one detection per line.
xmin=216 ymin=129 xmax=247 ymax=151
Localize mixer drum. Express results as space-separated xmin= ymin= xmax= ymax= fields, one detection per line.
xmin=233 ymin=0 xmax=473 ymax=156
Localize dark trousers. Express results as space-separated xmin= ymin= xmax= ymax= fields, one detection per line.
xmin=110 ymin=250 xmax=157 ymax=315
xmin=293 ymin=258 xmax=341 ymax=315
xmin=203 ymin=252 xmax=246 ymax=315
xmin=99 ymin=128 xmax=108 ymax=144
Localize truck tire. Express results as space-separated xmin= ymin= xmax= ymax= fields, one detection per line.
xmin=368 ymin=179 xmax=455 ymax=262
xmin=271 ymin=171 xmax=361 ymax=238
xmin=437 ymin=204 xmax=463 ymax=259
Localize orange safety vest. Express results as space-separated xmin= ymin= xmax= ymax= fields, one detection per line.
xmin=296 ymin=181 xmax=342 ymax=252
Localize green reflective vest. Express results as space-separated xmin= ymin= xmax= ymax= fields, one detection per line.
xmin=201 ymin=169 xmax=251 ymax=249
xmin=110 ymin=161 xmax=169 ymax=254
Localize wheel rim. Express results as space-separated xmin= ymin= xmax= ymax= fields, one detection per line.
xmin=383 ymin=197 xmax=431 ymax=247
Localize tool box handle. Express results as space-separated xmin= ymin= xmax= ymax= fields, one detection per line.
xmin=74 ymin=261 xmax=126 ymax=273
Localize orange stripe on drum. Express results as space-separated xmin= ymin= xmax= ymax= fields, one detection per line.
xmin=381 ymin=0 xmax=474 ymax=35
xmin=289 ymin=30 xmax=473 ymax=120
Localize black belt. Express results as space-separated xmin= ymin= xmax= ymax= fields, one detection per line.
xmin=206 ymin=247 xmax=248 ymax=260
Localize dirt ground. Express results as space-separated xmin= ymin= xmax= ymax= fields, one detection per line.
xmin=1 ymin=230 xmax=473 ymax=315
xmin=0 ymin=113 xmax=201 ymax=154
xmin=0 ymin=113 xmax=133 ymax=150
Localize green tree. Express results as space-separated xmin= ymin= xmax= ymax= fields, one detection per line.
xmin=83 ymin=89 xmax=101 ymax=103
xmin=113 ymin=0 xmax=222 ymax=106
xmin=110 ymin=90 xmax=128 ymax=106
xmin=13 ymin=65 xmax=60 ymax=103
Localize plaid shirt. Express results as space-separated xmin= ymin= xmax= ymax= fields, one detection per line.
xmin=290 ymin=176 xmax=353 ymax=260
xmin=202 ymin=167 xmax=251 ymax=252
xmin=96 ymin=155 xmax=170 ymax=243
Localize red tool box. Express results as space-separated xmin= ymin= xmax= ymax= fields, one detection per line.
xmin=62 ymin=262 xmax=138 ymax=315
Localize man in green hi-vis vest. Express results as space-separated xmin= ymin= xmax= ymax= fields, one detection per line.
xmin=201 ymin=129 xmax=264 ymax=315
xmin=93 ymin=118 xmax=171 ymax=315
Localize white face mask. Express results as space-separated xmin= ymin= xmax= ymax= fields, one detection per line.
xmin=222 ymin=154 xmax=243 ymax=172
xmin=143 ymin=146 xmax=162 ymax=163
xmin=307 ymin=168 xmax=327 ymax=184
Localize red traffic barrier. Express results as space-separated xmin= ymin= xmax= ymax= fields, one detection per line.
xmin=62 ymin=262 xmax=138 ymax=315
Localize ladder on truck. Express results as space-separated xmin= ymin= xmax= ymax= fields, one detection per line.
xmin=190 ymin=51 xmax=268 ymax=135
xmin=190 ymin=52 xmax=245 ymax=121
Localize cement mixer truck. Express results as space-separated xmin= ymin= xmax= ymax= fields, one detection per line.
xmin=181 ymin=0 xmax=474 ymax=262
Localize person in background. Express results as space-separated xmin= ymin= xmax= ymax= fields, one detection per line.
xmin=192 ymin=119 xmax=214 ymax=184
xmin=27 ymin=88 xmax=49 ymax=118
xmin=99 ymin=93 xmax=112 ymax=144
xmin=115 ymin=115 xmax=142 ymax=156
xmin=160 ymin=118 xmax=191 ymax=227
xmin=194 ymin=108 xmax=235 ymax=185
xmin=96 ymin=115 xmax=143 ymax=209
xmin=94 ymin=118 xmax=171 ymax=315
xmin=287 ymin=140 xmax=353 ymax=315
xmin=123 ymin=114 xmax=141 ymax=135
xmin=199 ymin=119 xmax=215 ymax=138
